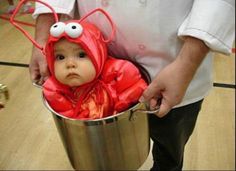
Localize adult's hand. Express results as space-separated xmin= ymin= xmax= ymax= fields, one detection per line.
xmin=29 ymin=46 xmax=49 ymax=85
xmin=140 ymin=36 xmax=209 ymax=117
xmin=29 ymin=13 xmax=55 ymax=85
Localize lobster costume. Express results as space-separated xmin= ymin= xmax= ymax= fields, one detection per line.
xmin=10 ymin=1 xmax=148 ymax=119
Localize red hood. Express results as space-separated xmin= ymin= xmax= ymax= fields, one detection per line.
xmin=44 ymin=21 xmax=108 ymax=88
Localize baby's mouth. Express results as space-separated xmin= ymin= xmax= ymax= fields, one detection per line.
xmin=67 ymin=72 xmax=79 ymax=78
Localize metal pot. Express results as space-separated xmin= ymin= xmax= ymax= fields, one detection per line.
xmin=42 ymin=95 xmax=158 ymax=170
xmin=36 ymin=64 xmax=159 ymax=170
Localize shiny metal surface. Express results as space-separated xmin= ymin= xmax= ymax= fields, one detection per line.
xmin=43 ymin=97 xmax=150 ymax=170
xmin=0 ymin=84 xmax=9 ymax=108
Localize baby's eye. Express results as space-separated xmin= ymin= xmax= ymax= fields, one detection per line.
xmin=78 ymin=52 xmax=87 ymax=58
xmin=55 ymin=54 xmax=65 ymax=60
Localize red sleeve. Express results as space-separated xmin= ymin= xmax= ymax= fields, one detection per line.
xmin=114 ymin=79 xmax=147 ymax=112
xmin=101 ymin=57 xmax=148 ymax=112
xmin=43 ymin=77 xmax=74 ymax=118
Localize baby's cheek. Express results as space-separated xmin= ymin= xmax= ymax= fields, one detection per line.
xmin=54 ymin=62 xmax=62 ymax=74
xmin=54 ymin=66 xmax=65 ymax=83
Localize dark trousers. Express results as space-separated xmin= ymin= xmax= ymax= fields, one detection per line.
xmin=149 ymin=100 xmax=203 ymax=171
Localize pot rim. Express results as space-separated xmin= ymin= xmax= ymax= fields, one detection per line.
xmin=42 ymin=93 xmax=145 ymax=125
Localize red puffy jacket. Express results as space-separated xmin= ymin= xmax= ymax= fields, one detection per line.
xmin=43 ymin=57 xmax=147 ymax=119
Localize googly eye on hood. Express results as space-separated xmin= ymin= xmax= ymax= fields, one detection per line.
xmin=50 ymin=22 xmax=84 ymax=39
xmin=45 ymin=20 xmax=108 ymax=85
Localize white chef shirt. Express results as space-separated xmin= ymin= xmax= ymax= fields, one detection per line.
xmin=33 ymin=0 xmax=235 ymax=108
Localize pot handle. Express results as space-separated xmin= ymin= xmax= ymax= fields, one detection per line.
xmin=32 ymin=81 xmax=43 ymax=89
xmin=129 ymin=103 xmax=160 ymax=121
xmin=132 ymin=103 xmax=160 ymax=114
xmin=134 ymin=106 xmax=160 ymax=114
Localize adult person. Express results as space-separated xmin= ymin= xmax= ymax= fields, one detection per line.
xmin=30 ymin=0 xmax=235 ymax=170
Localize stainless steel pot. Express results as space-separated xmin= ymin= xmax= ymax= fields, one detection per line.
xmin=42 ymin=95 xmax=158 ymax=170
xmin=36 ymin=65 xmax=158 ymax=170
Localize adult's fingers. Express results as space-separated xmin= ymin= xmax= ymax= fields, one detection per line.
xmin=29 ymin=60 xmax=40 ymax=83
xmin=39 ymin=59 xmax=49 ymax=81
xmin=156 ymin=98 xmax=172 ymax=117
xmin=139 ymin=79 xmax=162 ymax=102
xmin=149 ymin=98 xmax=158 ymax=110
xmin=29 ymin=48 xmax=49 ymax=85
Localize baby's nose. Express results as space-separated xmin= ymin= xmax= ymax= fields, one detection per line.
xmin=66 ymin=57 xmax=77 ymax=68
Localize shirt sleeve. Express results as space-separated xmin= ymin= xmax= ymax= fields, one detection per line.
xmin=178 ymin=0 xmax=235 ymax=55
xmin=32 ymin=0 xmax=76 ymax=19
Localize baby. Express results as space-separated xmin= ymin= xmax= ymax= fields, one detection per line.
xmin=43 ymin=20 xmax=147 ymax=119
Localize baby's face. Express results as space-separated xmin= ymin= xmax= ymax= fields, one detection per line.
xmin=53 ymin=38 xmax=96 ymax=87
